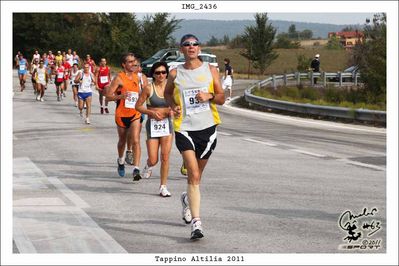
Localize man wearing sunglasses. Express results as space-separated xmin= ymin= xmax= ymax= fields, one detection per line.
xmin=165 ymin=34 xmax=225 ymax=240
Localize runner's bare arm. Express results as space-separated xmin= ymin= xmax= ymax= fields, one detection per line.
xmin=195 ymin=66 xmax=225 ymax=105
xmin=105 ymin=76 xmax=126 ymax=101
xmin=210 ymin=65 xmax=225 ymax=105
xmin=135 ymin=84 xmax=151 ymax=115
xmin=164 ymin=69 xmax=181 ymax=118
xmin=94 ymin=69 xmax=99 ymax=89
xmin=74 ymin=72 xmax=81 ymax=84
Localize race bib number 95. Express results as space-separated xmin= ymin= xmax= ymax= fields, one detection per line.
xmin=183 ymin=87 xmax=210 ymax=115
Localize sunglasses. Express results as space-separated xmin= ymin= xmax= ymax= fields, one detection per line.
xmin=154 ymin=71 xmax=167 ymax=75
xmin=181 ymin=41 xmax=199 ymax=47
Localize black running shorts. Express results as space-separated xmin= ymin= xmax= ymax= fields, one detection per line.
xmin=175 ymin=125 xmax=217 ymax=160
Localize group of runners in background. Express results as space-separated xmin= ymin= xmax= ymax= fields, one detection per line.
xmin=15 ymin=49 xmax=111 ymax=124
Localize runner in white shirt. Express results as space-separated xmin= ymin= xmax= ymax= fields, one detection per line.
xmin=74 ymin=63 xmax=94 ymax=124
xmin=66 ymin=48 xmax=74 ymax=66
xmin=70 ymin=63 xmax=81 ymax=107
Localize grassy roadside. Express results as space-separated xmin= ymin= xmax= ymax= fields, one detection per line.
xmin=252 ymin=85 xmax=386 ymax=111
xmin=207 ymin=46 xmax=350 ymax=78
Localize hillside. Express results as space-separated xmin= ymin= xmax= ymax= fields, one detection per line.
xmin=172 ymin=19 xmax=363 ymax=42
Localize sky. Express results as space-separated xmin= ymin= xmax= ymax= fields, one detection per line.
xmin=135 ymin=12 xmax=375 ymax=25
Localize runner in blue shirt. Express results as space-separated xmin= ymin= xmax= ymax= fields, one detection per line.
xmin=17 ymin=54 xmax=29 ymax=92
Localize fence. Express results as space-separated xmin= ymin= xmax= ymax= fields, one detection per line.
xmin=243 ymin=72 xmax=386 ymax=123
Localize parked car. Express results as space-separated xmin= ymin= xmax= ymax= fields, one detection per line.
xmin=342 ymin=65 xmax=360 ymax=82
xmin=168 ymin=52 xmax=219 ymax=72
xmin=328 ymin=65 xmax=360 ymax=82
xmin=141 ymin=48 xmax=181 ymax=75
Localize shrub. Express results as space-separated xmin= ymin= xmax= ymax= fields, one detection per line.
xmin=285 ymin=87 xmax=300 ymax=99
xmin=300 ymin=87 xmax=320 ymax=100
xmin=324 ymin=87 xmax=344 ymax=103
xmin=297 ymin=54 xmax=312 ymax=72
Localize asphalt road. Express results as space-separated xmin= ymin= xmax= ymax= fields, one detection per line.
xmin=12 ymin=71 xmax=386 ymax=256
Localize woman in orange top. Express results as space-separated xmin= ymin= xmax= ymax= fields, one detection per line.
xmin=106 ymin=53 xmax=142 ymax=181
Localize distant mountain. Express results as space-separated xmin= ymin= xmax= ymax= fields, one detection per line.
xmin=172 ymin=19 xmax=363 ymax=42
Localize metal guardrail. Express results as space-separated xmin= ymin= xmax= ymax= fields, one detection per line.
xmin=244 ymin=73 xmax=386 ymax=123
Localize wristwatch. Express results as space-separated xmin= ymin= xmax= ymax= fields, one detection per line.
xmin=209 ymin=93 xmax=215 ymax=101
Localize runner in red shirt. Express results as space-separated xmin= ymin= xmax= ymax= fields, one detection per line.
xmin=55 ymin=61 xmax=65 ymax=101
xmin=95 ymin=58 xmax=111 ymax=114
xmin=85 ymin=54 xmax=96 ymax=74
xmin=62 ymin=57 xmax=72 ymax=98
xmin=47 ymin=51 xmax=55 ymax=83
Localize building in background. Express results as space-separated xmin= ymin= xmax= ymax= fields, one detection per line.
xmin=327 ymin=30 xmax=364 ymax=49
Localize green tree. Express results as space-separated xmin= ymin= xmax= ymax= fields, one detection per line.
xmin=299 ymin=29 xmax=313 ymax=39
xmin=140 ymin=13 xmax=182 ymax=58
xmin=13 ymin=13 xmax=102 ymax=60
xmin=240 ymin=13 xmax=278 ymax=75
xmin=341 ymin=26 xmax=356 ymax=32
xmin=207 ymin=35 xmax=219 ymax=46
xmin=326 ymin=34 xmax=343 ymax=50
xmin=222 ymin=35 xmax=230 ymax=45
xmin=228 ymin=35 xmax=245 ymax=48
xmin=288 ymin=24 xmax=297 ymax=39
xmin=352 ymin=13 xmax=386 ymax=104
xmin=274 ymin=34 xmax=300 ymax=49
xmin=97 ymin=13 xmax=141 ymax=64
xmin=297 ymin=54 xmax=312 ymax=71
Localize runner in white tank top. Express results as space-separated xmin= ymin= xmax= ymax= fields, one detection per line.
xmin=164 ymin=34 xmax=225 ymax=241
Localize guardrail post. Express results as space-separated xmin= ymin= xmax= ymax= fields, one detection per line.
xmin=323 ymin=72 xmax=326 ymax=87
xmin=339 ymin=72 xmax=342 ymax=87
xmin=295 ymin=72 xmax=300 ymax=85
xmin=283 ymin=74 xmax=287 ymax=86
xmin=354 ymin=73 xmax=358 ymax=86
xmin=272 ymin=75 xmax=276 ymax=89
xmin=310 ymin=72 xmax=314 ymax=86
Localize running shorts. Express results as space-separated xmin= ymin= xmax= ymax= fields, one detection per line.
xmin=78 ymin=92 xmax=92 ymax=100
xmin=115 ymin=113 xmax=141 ymax=128
xmin=175 ymin=125 xmax=217 ymax=160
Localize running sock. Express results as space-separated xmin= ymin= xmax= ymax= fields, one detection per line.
xmin=191 ymin=217 xmax=201 ymax=224
xmin=118 ymin=158 xmax=124 ymax=165
xmin=187 ymin=184 xmax=201 ymax=218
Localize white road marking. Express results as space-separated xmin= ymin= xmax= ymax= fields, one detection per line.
xmin=13 ymin=157 xmax=127 ymax=253
xmin=338 ymin=158 xmax=386 ymax=171
xmin=47 ymin=176 xmax=90 ymax=209
xmin=243 ymin=138 xmax=278 ymax=147
xmin=218 ymin=131 xmax=232 ymax=136
xmin=222 ymin=103 xmax=386 ymax=134
xmin=290 ymin=149 xmax=326 ymax=158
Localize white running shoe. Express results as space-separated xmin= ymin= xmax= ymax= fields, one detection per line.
xmin=40 ymin=97 xmax=44 ymax=102
xmin=75 ymin=101 xmax=78 ymax=107
xmin=190 ymin=219 xmax=204 ymax=240
xmin=142 ymin=164 xmax=153 ymax=179
xmin=159 ymin=185 xmax=171 ymax=197
xmin=181 ymin=192 xmax=192 ymax=224
xmin=36 ymin=95 xmax=40 ymax=101
xmin=85 ymin=117 xmax=90 ymax=124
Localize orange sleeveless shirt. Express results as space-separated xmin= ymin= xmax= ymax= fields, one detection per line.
xmin=115 ymin=72 xmax=141 ymax=118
